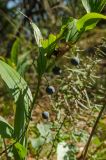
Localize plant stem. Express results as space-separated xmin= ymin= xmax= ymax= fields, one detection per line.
xmin=31 ymin=75 xmax=41 ymax=112
xmin=82 ymin=104 xmax=106 ymax=160
xmin=47 ymin=115 xmax=67 ymax=159
xmin=24 ymin=75 xmax=42 ymax=134
xmin=3 ymin=138 xmax=9 ymax=160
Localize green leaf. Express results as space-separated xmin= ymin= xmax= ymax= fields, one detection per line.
xmin=14 ymin=142 xmax=27 ymax=160
xmin=0 ymin=116 xmax=13 ymax=138
xmin=10 ymin=38 xmax=20 ymax=65
xmin=30 ymin=22 xmax=43 ymax=47
xmin=41 ymin=34 xmax=57 ymax=57
xmin=17 ymin=52 xmax=31 ymax=76
xmin=59 ymin=17 xmax=82 ymax=43
xmin=37 ymin=123 xmax=51 ymax=137
xmin=30 ymin=137 xmax=45 ymax=149
xmin=92 ymin=136 xmax=101 ymax=146
xmin=81 ymin=0 xmax=106 ymax=13
xmin=0 ymin=60 xmax=32 ymax=143
xmin=0 ymin=60 xmax=32 ymax=103
xmin=37 ymin=50 xmax=47 ymax=76
xmin=77 ymin=12 xmax=106 ymax=31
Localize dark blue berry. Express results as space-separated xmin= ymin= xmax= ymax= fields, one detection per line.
xmin=70 ymin=57 xmax=80 ymax=66
xmin=53 ymin=49 xmax=59 ymax=57
xmin=52 ymin=66 xmax=62 ymax=75
xmin=46 ymin=86 xmax=55 ymax=94
xmin=42 ymin=111 xmax=49 ymax=119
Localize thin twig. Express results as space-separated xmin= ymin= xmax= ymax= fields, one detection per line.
xmin=3 ymin=138 xmax=9 ymax=160
xmin=82 ymin=104 xmax=106 ymax=160
xmin=47 ymin=115 xmax=67 ymax=159
xmin=18 ymin=10 xmax=32 ymax=22
xmin=36 ymin=132 xmax=50 ymax=160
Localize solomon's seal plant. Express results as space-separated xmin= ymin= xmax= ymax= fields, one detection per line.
xmin=0 ymin=0 xmax=106 ymax=159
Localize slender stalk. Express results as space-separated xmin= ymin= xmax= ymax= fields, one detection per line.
xmin=82 ymin=104 xmax=106 ymax=160
xmin=36 ymin=132 xmax=50 ymax=160
xmin=23 ymin=75 xmax=42 ymax=138
xmin=47 ymin=115 xmax=67 ymax=159
xmin=3 ymin=138 xmax=9 ymax=160
xmin=30 ymin=75 xmax=41 ymax=112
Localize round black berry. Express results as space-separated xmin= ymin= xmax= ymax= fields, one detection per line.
xmin=70 ymin=57 xmax=80 ymax=66
xmin=42 ymin=111 xmax=49 ymax=119
xmin=53 ymin=49 xmax=59 ymax=57
xmin=46 ymin=86 xmax=55 ymax=94
xmin=52 ymin=66 xmax=62 ymax=75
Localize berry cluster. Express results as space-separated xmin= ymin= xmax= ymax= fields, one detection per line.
xmin=43 ymin=56 xmax=80 ymax=119
xmin=45 ymin=66 xmax=62 ymax=95
xmin=46 ymin=57 xmax=80 ymax=95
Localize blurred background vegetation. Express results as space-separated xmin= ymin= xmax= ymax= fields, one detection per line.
xmin=0 ymin=0 xmax=106 ymax=160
